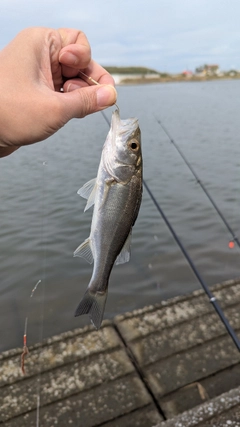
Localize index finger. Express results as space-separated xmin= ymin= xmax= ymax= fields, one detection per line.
xmin=58 ymin=28 xmax=90 ymax=51
xmin=58 ymin=28 xmax=115 ymax=87
xmin=58 ymin=28 xmax=92 ymax=74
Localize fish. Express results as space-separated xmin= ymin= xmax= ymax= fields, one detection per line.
xmin=74 ymin=108 xmax=142 ymax=329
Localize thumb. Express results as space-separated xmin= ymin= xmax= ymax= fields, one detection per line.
xmin=59 ymin=84 xmax=117 ymax=120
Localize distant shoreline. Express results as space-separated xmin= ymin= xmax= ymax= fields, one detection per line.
xmin=104 ymin=66 xmax=240 ymax=85
xmin=117 ymin=75 xmax=240 ymax=85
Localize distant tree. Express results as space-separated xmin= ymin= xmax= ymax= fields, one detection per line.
xmin=103 ymin=66 xmax=160 ymax=75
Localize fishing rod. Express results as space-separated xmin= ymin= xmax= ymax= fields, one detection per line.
xmin=101 ymin=109 xmax=240 ymax=352
xmin=143 ymin=180 xmax=240 ymax=352
xmin=155 ymin=117 xmax=240 ymax=250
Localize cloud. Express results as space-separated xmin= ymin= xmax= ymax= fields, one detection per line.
xmin=0 ymin=0 xmax=240 ymax=72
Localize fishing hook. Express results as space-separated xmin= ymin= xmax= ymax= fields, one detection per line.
xmin=78 ymin=71 xmax=119 ymax=110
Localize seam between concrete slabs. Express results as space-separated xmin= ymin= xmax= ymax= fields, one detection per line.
xmin=113 ymin=322 xmax=167 ymax=421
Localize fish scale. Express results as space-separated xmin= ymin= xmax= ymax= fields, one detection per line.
xmin=74 ymin=108 xmax=142 ymax=329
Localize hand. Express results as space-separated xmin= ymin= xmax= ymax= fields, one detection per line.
xmin=0 ymin=27 xmax=117 ymax=157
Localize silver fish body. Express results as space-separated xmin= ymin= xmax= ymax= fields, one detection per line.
xmin=74 ymin=109 xmax=142 ymax=329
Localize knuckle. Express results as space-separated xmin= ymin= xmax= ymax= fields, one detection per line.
xmin=77 ymin=90 xmax=96 ymax=117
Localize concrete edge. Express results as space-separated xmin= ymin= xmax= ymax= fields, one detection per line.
xmin=154 ymin=385 xmax=240 ymax=427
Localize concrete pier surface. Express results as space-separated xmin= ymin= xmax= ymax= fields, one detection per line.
xmin=1 ymin=277 xmax=240 ymax=426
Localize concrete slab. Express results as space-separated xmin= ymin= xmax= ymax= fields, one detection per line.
xmin=114 ymin=279 xmax=240 ymax=342
xmin=160 ymin=363 xmax=240 ymax=417
xmin=0 ymin=323 xmax=162 ymax=426
xmin=2 ymin=374 xmax=156 ymax=427
xmin=0 ymin=323 xmax=120 ymax=386
xmin=144 ymin=334 xmax=240 ymax=398
xmin=101 ymin=404 xmax=163 ymax=427
xmin=114 ymin=277 xmax=240 ymax=418
xmin=155 ymin=385 xmax=240 ymax=427
xmin=1 ymin=278 xmax=240 ymax=426
xmin=1 ymin=348 xmax=136 ymax=421
xmin=125 ymin=304 xmax=240 ymax=365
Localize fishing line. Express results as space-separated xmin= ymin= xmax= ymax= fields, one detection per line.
xmin=21 ymin=279 xmax=42 ymax=369
xmin=21 ymin=157 xmax=49 ymax=424
xmin=101 ymin=109 xmax=240 ymax=351
xmin=155 ymin=117 xmax=240 ymax=250
xmin=34 ymin=159 xmax=49 ymax=426
xmin=78 ymin=71 xmax=119 ymax=110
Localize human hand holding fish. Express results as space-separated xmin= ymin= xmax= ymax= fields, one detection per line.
xmin=0 ymin=27 xmax=117 ymax=158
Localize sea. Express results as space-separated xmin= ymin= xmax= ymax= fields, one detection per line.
xmin=0 ymin=79 xmax=239 ymax=352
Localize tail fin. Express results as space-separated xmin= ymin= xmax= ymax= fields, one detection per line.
xmin=74 ymin=289 xmax=107 ymax=330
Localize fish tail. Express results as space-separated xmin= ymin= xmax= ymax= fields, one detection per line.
xmin=74 ymin=289 xmax=108 ymax=330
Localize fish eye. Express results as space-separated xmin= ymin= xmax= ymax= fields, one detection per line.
xmin=128 ymin=139 xmax=139 ymax=151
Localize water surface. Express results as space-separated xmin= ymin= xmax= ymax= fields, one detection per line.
xmin=0 ymin=80 xmax=239 ymax=351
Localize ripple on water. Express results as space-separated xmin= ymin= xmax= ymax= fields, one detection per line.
xmin=0 ymin=80 xmax=240 ymax=350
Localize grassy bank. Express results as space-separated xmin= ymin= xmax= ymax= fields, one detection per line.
xmin=118 ymin=75 xmax=240 ymax=85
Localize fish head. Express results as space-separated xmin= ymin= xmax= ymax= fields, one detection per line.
xmin=104 ymin=109 xmax=142 ymax=183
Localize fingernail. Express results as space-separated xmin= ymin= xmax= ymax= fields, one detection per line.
xmin=66 ymin=83 xmax=79 ymax=92
xmin=59 ymin=51 xmax=78 ymax=65
xmin=96 ymin=85 xmax=117 ymax=108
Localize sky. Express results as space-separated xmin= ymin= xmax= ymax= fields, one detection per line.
xmin=1 ymin=0 xmax=240 ymax=73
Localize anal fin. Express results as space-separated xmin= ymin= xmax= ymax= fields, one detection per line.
xmin=73 ymin=237 xmax=93 ymax=264
xmin=115 ymin=230 xmax=132 ymax=265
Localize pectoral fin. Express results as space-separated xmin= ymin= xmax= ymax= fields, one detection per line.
xmin=115 ymin=230 xmax=132 ymax=265
xmin=77 ymin=178 xmax=97 ymax=211
xmin=73 ymin=237 xmax=94 ymax=264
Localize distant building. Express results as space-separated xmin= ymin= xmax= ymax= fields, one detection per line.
xmin=182 ymin=70 xmax=193 ymax=78
xmin=195 ymin=64 xmax=220 ymax=77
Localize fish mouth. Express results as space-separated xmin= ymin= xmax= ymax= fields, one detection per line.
xmin=111 ymin=109 xmax=139 ymax=140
